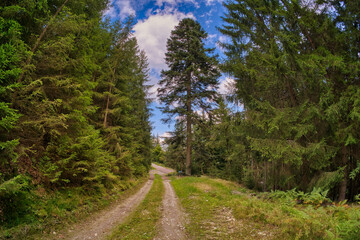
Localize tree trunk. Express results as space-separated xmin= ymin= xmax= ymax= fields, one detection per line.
xmin=185 ymin=81 xmax=192 ymax=175
xmin=338 ymin=145 xmax=348 ymax=201
xmin=103 ymin=86 xmax=112 ymax=128
xmin=104 ymin=65 xmax=116 ymax=128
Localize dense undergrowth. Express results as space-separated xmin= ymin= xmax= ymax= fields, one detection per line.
xmin=0 ymin=177 xmax=147 ymax=240
xmin=172 ymin=176 xmax=360 ymax=240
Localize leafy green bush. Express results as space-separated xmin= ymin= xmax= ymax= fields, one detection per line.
xmin=269 ymin=187 xmax=331 ymax=206
xmin=0 ymin=175 xmax=32 ymax=226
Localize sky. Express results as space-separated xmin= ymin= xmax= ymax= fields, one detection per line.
xmin=103 ymin=0 xmax=235 ymax=139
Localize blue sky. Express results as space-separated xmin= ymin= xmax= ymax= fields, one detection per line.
xmin=103 ymin=0 xmax=235 ymax=139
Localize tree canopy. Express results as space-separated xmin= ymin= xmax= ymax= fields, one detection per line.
xmin=158 ymin=18 xmax=220 ymax=175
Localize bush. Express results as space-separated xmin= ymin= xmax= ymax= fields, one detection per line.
xmin=269 ymin=187 xmax=331 ymax=206
xmin=0 ymin=175 xmax=33 ymax=226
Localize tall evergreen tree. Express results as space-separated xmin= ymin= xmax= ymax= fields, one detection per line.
xmin=219 ymin=0 xmax=360 ymax=199
xmin=0 ymin=10 xmax=26 ymax=182
xmin=93 ymin=18 xmax=152 ymax=178
xmin=158 ymin=18 xmax=220 ymax=175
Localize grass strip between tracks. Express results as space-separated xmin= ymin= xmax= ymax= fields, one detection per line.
xmin=108 ymin=174 xmax=164 ymax=240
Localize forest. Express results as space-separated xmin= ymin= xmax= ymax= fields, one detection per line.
xmin=0 ymin=0 xmax=360 ymax=238
xmin=1 ymin=0 xmax=152 ymax=231
xmin=160 ymin=0 xmax=360 ymax=203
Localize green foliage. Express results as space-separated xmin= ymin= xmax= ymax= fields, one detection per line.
xmin=216 ymin=0 xmax=360 ymax=200
xmin=158 ymin=18 xmax=220 ymax=175
xmin=0 ymin=14 xmax=25 ymax=182
xmin=158 ymin=18 xmax=220 ymax=119
xmin=0 ymin=177 xmax=146 ymax=239
xmin=269 ymin=188 xmax=331 ymax=206
xmin=0 ymin=0 xmax=152 ymax=232
xmin=308 ymin=170 xmax=344 ymax=193
xmin=163 ymin=120 xmax=186 ymax=171
xmin=0 ymin=175 xmax=32 ymax=225
xmin=151 ymin=144 xmax=164 ymax=163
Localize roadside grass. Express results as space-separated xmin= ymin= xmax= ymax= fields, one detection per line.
xmin=171 ymin=176 xmax=360 ymax=240
xmin=0 ymin=177 xmax=148 ymax=240
xmin=109 ymin=174 xmax=164 ymax=240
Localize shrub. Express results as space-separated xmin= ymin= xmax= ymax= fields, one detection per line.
xmin=0 ymin=175 xmax=33 ymax=226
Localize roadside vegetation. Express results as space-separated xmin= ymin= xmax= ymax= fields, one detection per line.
xmin=172 ymin=176 xmax=360 ymax=240
xmin=109 ymin=174 xmax=164 ymax=240
xmin=0 ymin=177 xmax=147 ymax=239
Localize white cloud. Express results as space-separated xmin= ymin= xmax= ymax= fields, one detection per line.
xmin=134 ymin=9 xmax=195 ymax=73
xmin=103 ymin=0 xmax=136 ymax=19
xmin=159 ymin=132 xmax=172 ymax=144
xmin=218 ymin=77 xmax=236 ymax=95
xmin=205 ymin=0 xmax=223 ymax=6
xmin=156 ymin=0 xmax=176 ymax=6
xmin=116 ymin=0 xmax=135 ymax=19
xmin=208 ymin=34 xmax=217 ymax=39
xmin=160 ymin=132 xmax=172 ymax=138
xmin=103 ymin=5 xmax=117 ymax=18
xmin=149 ymin=83 xmax=161 ymax=103
xmin=206 ymin=33 xmax=217 ymax=44
xmin=217 ymin=35 xmax=231 ymax=51
xmin=156 ymin=0 xmax=200 ymax=8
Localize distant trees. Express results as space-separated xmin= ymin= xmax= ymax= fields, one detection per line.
xmin=158 ymin=18 xmax=220 ymax=175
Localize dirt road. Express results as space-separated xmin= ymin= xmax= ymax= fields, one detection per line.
xmin=150 ymin=163 xmax=176 ymax=176
xmin=152 ymin=163 xmax=186 ymax=240
xmin=64 ymin=180 xmax=153 ymax=240
xmin=53 ymin=163 xmax=185 ymax=240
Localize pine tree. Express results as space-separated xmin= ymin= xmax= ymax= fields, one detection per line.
xmin=0 ymin=11 xmax=26 ymax=182
xmin=92 ymin=18 xmax=152 ymax=178
xmin=219 ymin=0 xmax=341 ymax=192
xmin=164 ymin=120 xmax=187 ymax=171
xmin=158 ymin=18 xmax=220 ymax=175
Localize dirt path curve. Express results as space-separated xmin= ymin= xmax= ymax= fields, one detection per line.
xmin=59 ymin=178 xmax=155 ymax=240
xmin=54 ymin=164 xmax=185 ymax=240
xmin=152 ymin=163 xmax=186 ymax=240
xmin=150 ymin=163 xmax=175 ymax=176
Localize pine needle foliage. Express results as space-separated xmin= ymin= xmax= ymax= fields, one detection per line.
xmin=0 ymin=0 xmax=152 ymax=227
xmin=158 ymin=18 xmax=220 ymax=175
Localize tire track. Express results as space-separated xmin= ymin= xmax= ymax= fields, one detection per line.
xmin=62 ymin=179 xmax=154 ymax=240
xmin=152 ymin=163 xmax=186 ymax=240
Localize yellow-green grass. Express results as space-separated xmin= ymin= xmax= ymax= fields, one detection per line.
xmin=171 ymin=176 xmax=360 ymax=240
xmin=109 ymin=174 xmax=164 ymax=240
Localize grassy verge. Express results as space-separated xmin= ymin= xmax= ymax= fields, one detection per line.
xmin=0 ymin=177 xmax=148 ymax=240
xmin=109 ymin=174 xmax=164 ymax=240
xmin=171 ymin=176 xmax=360 ymax=240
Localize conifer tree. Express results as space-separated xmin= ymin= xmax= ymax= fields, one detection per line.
xmin=158 ymin=18 xmax=220 ymax=175
xmin=164 ymin=120 xmax=187 ymax=171
xmin=219 ymin=0 xmax=360 ymax=199
xmin=0 ymin=13 xmax=25 ymax=182
xmin=219 ymin=0 xmax=337 ymax=191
